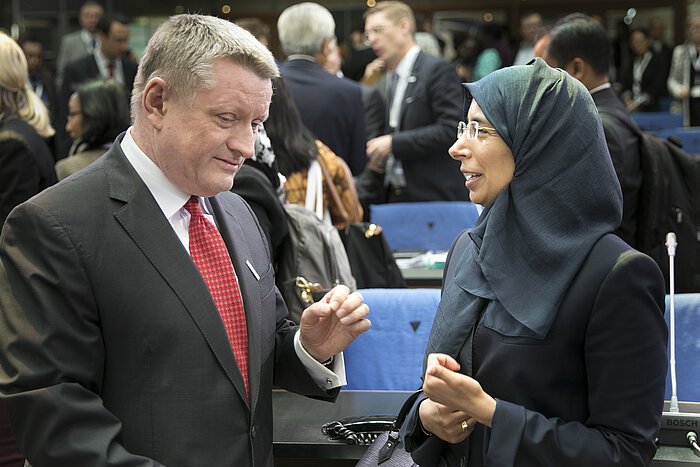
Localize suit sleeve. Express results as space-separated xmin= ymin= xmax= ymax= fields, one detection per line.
xmin=348 ymin=85 xmax=368 ymax=175
xmin=0 ymin=202 xmax=162 ymax=466
xmin=391 ymin=60 xmax=462 ymax=163
xmin=484 ymin=251 xmax=667 ymax=466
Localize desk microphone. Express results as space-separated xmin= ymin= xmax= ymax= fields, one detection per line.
xmin=659 ymin=232 xmax=700 ymax=457
xmin=665 ymin=233 xmax=679 ymax=413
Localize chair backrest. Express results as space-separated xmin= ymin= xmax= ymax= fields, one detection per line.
xmin=369 ymin=201 xmax=480 ymax=251
xmin=344 ymin=288 xmax=440 ymax=390
xmin=655 ymin=127 xmax=700 ymax=155
xmin=664 ymin=293 xmax=700 ymax=402
xmin=630 ymin=112 xmax=682 ymax=133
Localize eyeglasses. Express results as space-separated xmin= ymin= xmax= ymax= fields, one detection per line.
xmin=363 ymin=25 xmax=386 ymax=41
xmin=457 ymin=121 xmax=498 ymax=140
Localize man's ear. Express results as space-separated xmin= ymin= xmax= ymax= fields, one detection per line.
xmin=316 ymin=37 xmax=333 ymax=65
xmin=142 ymin=77 xmax=168 ymax=130
xmin=568 ymin=57 xmax=587 ymax=81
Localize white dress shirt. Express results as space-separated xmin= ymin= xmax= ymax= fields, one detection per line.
xmin=120 ymin=128 xmax=346 ymax=389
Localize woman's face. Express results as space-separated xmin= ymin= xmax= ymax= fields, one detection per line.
xmin=449 ymin=100 xmax=515 ymax=206
xmin=65 ymin=93 xmax=84 ymax=141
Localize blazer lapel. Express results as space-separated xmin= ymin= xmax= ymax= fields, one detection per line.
xmin=208 ymin=195 xmax=262 ymax=410
xmin=104 ymin=140 xmax=250 ymax=407
xmin=398 ymin=51 xmax=424 ymax=129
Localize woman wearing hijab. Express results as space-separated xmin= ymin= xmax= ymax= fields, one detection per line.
xmin=399 ymin=58 xmax=668 ymax=466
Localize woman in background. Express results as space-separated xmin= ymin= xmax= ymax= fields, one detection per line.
xmin=0 ymin=31 xmax=56 ymax=467
xmin=400 ymin=58 xmax=667 ymax=466
xmin=56 ymin=78 xmax=130 ymax=180
xmin=264 ymin=76 xmax=362 ymax=228
xmin=0 ymin=32 xmax=56 ymax=227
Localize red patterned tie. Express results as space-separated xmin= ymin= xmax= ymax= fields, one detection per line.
xmin=107 ymin=61 xmax=114 ymax=78
xmin=184 ymin=196 xmax=249 ymax=400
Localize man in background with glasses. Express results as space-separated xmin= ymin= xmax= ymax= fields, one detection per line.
xmin=363 ymin=1 xmax=467 ymax=203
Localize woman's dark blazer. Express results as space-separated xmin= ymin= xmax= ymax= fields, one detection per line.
xmin=402 ymin=232 xmax=668 ymax=466
xmin=0 ymin=116 xmax=56 ymax=226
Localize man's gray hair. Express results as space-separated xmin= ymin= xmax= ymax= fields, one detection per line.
xmin=277 ymin=2 xmax=335 ymax=56
xmin=131 ymin=14 xmax=279 ymax=117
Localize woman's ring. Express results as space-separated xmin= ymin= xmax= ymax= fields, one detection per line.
xmin=461 ymin=420 xmax=468 ymax=433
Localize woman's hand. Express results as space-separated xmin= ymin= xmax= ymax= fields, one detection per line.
xmin=418 ymin=398 xmax=475 ymax=444
xmin=422 ymin=353 xmax=497 ymax=428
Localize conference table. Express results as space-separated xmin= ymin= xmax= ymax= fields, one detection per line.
xmin=273 ymin=390 xmax=700 ymax=466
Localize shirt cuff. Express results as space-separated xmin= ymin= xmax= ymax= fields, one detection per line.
xmin=293 ymin=330 xmax=347 ymax=389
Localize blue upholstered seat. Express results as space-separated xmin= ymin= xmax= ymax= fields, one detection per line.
xmin=655 ymin=127 xmax=700 ymax=155
xmin=345 ymin=289 xmax=700 ymax=404
xmin=344 ymin=288 xmax=440 ymax=390
xmin=630 ymin=112 xmax=683 ymax=133
xmin=369 ymin=201 xmax=480 ymax=251
xmin=664 ymin=293 xmax=700 ymax=402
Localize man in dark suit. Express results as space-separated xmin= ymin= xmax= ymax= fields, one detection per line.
xmin=0 ymin=14 xmax=370 ymax=466
xmin=364 ymin=1 xmax=467 ymax=203
xmin=544 ymin=14 xmax=642 ymax=248
xmin=277 ymin=2 xmax=367 ymax=175
xmin=20 ymin=37 xmax=57 ymax=124
xmin=58 ymin=13 xmax=137 ymax=159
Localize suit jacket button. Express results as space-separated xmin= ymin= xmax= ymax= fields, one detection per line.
xmin=251 ymin=425 xmax=257 ymax=438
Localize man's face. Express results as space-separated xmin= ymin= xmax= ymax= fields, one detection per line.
xmin=99 ymin=21 xmax=129 ymax=60
xmin=520 ymin=14 xmax=542 ymax=44
xmin=80 ymin=5 xmax=103 ymax=34
xmin=148 ymin=59 xmax=272 ymax=197
xmin=689 ymin=18 xmax=700 ymax=46
xmin=22 ymin=41 xmax=43 ymax=74
xmin=630 ymin=31 xmax=649 ymax=56
xmin=365 ymin=11 xmax=409 ymax=69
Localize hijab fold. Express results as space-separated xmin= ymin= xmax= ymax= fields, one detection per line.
xmin=427 ymin=59 xmax=622 ymax=361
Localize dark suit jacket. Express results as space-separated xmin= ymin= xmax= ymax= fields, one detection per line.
xmin=593 ymin=87 xmax=643 ymax=248
xmin=280 ymin=58 xmax=367 ymax=175
xmin=0 ymin=115 xmax=57 ymax=226
xmin=388 ymin=52 xmax=468 ymax=202
xmin=57 ymin=55 xmax=138 ymax=159
xmin=0 ymin=135 xmax=336 ymax=466
xmin=401 ymin=232 xmax=667 ymax=466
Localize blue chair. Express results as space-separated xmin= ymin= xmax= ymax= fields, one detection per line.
xmin=664 ymin=293 xmax=700 ymax=402
xmin=370 ymin=201 xmax=480 ymax=251
xmin=630 ymin=112 xmax=683 ymax=133
xmin=655 ymin=127 xmax=700 ymax=155
xmin=344 ymin=288 xmax=440 ymax=390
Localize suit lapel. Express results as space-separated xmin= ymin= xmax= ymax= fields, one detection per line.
xmin=104 ymin=140 xmax=250 ymax=408
xmin=397 ymin=51 xmax=424 ymax=130
xmin=208 ymin=196 xmax=263 ymax=410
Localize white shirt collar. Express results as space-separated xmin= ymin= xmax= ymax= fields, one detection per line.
xmin=120 ymin=127 xmax=192 ymax=220
xmin=589 ymin=82 xmax=612 ymax=95
xmin=286 ymin=54 xmax=317 ymax=63
xmin=394 ymin=44 xmax=421 ymax=78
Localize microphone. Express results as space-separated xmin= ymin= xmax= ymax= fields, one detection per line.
xmin=659 ymin=231 xmax=700 ymax=450
xmin=666 ymin=232 xmax=677 ymax=258
xmin=666 ymin=232 xmax=678 ymax=413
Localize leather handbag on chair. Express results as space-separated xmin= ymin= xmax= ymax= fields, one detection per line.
xmin=320 ymin=158 xmax=405 ymax=289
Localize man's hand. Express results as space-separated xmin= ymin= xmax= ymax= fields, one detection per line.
xmin=299 ymin=285 xmax=370 ymax=363
xmin=422 ymin=353 xmax=497 ymax=428
xmin=361 ymin=58 xmax=386 ymax=86
xmin=366 ymin=135 xmax=393 ymax=167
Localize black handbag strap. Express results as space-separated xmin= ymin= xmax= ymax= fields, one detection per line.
xmin=392 ymin=390 xmax=423 ymax=431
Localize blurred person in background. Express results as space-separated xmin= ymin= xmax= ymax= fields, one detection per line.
xmin=620 ymin=29 xmax=667 ymax=112
xmin=512 ymin=11 xmax=542 ymax=66
xmin=0 ymin=30 xmax=57 ymax=467
xmin=56 ymin=78 xmax=131 ymax=180
xmin=668 ymin=15 xmax=700 ymax=126
xmin=56 ymin=1 xmax=104 ymax=87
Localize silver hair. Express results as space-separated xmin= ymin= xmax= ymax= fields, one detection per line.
xmin=277 ymin=2 xmax=335 ymax=56
xmin=131 ymin=14 xmax=279 ymax=117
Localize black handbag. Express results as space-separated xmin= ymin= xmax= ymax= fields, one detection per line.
xmin=321 ymin=391 xmax=421 ymax=466
xmin=337 ymin=222 xmax=406 ymax=289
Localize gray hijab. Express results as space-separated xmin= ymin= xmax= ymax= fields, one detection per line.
xmin=426 ymin=59 xmax=622 ymax=359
